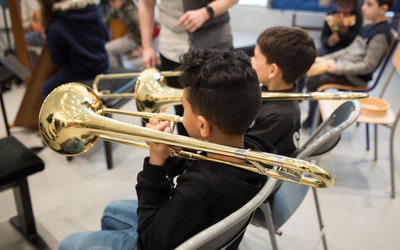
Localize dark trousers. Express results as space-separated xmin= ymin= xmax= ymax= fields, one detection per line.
xmin=159 ymin=54 xmax=188 ymax=136
xmin=306 ymin=72 xmax=355 ymax=116
xmin=41 ymin=68 xmax=109 ymax=100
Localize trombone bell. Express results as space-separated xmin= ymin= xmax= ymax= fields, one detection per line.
xmin=134 ymin=68 xmax=183 ymax=115
xmin=39 ymin=83 xmax=104 ymax=155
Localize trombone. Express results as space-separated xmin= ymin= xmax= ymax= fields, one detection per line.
xmin=39 ymin=83 xmax=334 ymax=189
xmin=92 ymin=68 xmax=369 ymax=114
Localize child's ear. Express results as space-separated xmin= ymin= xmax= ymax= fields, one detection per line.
xmin=380 ymin=4 xmax=389 ymax=13
xmin=197 ymin=115 xmax=211 ymax=138
xmin=268 ymin=63 xmax=281 ymax=79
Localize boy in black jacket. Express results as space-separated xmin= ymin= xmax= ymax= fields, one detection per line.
xmin=58 ymin=49 xmax=276 ymax=250
xmin=248 ymin=26 xmax=317 ymax=157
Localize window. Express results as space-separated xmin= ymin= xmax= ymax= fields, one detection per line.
xmin=238 ymin=0 xmax=268 ymax=7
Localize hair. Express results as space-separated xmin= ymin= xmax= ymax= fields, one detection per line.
xmin=333 ymin=0 xmax=360 ymax=10
xmin=178 ymin=49 xmax=261 ymax=136
xmin=40 ymin=0 xmax=63 ymax=28
xmin=376 ymin=0 xmax=397 ymax=9
xmin=256 ymin=26 xmax=317 ymax=84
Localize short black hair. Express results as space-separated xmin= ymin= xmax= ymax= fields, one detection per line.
xmin=334 ymin=0 xmax=360 ymax=10
xmin=377 ymin=0 xmax=397 ymax=9
xmin=257 ymin=26 xmax=317 ymax=84
xmin=178 ymin=49 xmax=261 ymax=135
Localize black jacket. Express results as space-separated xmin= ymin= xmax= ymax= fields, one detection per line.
xmin=136 ymin=135 xmax=276 ymax=250
xmin=247 ymin=86 xmax=300 ymax=157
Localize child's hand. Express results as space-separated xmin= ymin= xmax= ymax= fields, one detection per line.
xmin=146 ymin=118 xmax=173 ymax=166
xmin=315 ymin=57 xmax=326 ymax=63
xmin=328 ymin=32 xmax=340 ymax=47
xmin=326 ymin=62 xmax=337 ymax=74
xmin=177 ymin=8 xmax=209 ymax=33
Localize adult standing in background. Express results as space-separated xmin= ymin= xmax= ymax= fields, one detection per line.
xmin=139 ymin=0 xmax=239 ymax=135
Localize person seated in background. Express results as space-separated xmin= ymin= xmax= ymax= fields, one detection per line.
xmin=319 ymin=0 xmax=363 ymax=56
xmin=58 ymin=49 xmax=276 ymax=250
xmin=297 ymin=0 xmax=362 ymax=92
xmin=105 ymin=0 xmax=142 ymax=67
xmin=302 ymin=0 xmax=396 ymax=128
xmin=40 ymin=0 xmax=109 ymax=100
xmin=248 ymin=26 xmax=317 ymax=157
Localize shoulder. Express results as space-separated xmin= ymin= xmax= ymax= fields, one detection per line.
xmin=259 ymin=101 xmax=299 ymax=119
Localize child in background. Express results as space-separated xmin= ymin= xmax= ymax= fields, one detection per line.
xmin=40 ymin=0 xmax=109 ymax=100
xmin=319 ymin=0 xmax=363 ymax=56
xmin=249 ymin=26 xmax=317 ymax=157
xmin=105 ymin=0 xmax=141 ymax=67
xmin=303 ymin=0 xmax=396 ymax=128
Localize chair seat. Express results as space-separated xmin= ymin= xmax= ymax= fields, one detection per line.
xmin=0 ymin=136 xmax=44 ymax=185
xmin=319 ymin=100 xmax=396 ymax=124
xmin=317 ymin=84 xmax=369 ymax=92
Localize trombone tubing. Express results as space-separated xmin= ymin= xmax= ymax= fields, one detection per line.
xmin=92 ymin=71 xmax=181 ymax=98
xmin=85 ymin=111 xmax=333 ymax=188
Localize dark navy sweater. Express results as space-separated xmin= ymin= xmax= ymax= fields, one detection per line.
xmin=45 ymin=4 xmax=109 ymax=78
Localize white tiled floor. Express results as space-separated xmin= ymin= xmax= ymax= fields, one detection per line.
xmin=1 ymin=37 xmax=400 ymax=250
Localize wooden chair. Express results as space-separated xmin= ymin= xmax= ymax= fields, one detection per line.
xmin=313 ymin=31 xmax=398 ymax=149
xmin=318 ymin=45 xmax=400 ymax=198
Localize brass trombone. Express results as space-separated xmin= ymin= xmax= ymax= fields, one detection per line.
xmin=39 ymin=83 xmax=334 ymax=189
xmin=92 ymin=68 xmax=368 ymax=114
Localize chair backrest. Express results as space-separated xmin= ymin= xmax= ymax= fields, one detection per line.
xmin=175 ymin=177 xmax=279 ymax=250
xmin=268 ymin=100 xmax=361 ymax=230
xmin=365 ymin=30 xmax=398 ymax=92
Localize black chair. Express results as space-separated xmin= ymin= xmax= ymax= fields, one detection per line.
xmin=66 ymin=67 xmax=138 ymax=169
xmin=0 ymin=86 xmax=50 ymax=249
xmin=251 ymin=100 xmax=361 ymax=250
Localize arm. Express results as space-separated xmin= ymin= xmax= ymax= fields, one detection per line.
xmin=136 ymin=160 xmax=209 ymax=249
xmin=122 ymin=3 xmax=142 ymax=45
xmin=177 ymin=0 xmax=239 ymax=33
xmin=104 ymin=9 xmax=118 ymax=24
xmin=335 ymin=34 xmax=389 ymax=76
xmin=324 ymin=40 xmax=355 ymax=60
xmin=139 ymin=0 xmax=157 ymax=68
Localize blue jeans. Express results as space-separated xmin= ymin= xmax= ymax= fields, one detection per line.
xmin=58 ymin=199 xmax=139 ymax=250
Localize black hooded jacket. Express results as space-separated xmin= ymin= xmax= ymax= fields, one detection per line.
xmin=136 ymin=135 xmax=276 ymax=250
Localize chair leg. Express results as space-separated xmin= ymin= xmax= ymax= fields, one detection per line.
xmin=264 ymin=202 xmax=279 ymax=250
xmin=310 ymin=102 xmax=321 ymax=135
xmin=10 ymin=178 xmax=50 ymax=250
xmin=374 ymin=124 xmax=378 ymax=161
xmin=66 ymin=156 xmax=73 ymax=162
xmin=366 ymin=123 xmax=370 ymax=151
xmin=390 ymin=128 xmax=396 ymax=198
xmin=312 ymin=188 xmax=328 ymax=250
xmin=105 ymin=114 xmax=114 ymax=170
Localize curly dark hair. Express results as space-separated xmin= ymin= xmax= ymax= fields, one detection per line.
xmin=257 ymin=26 xmax=317 ymax=84
xmin=177 ymin=49 xmax=261 ymax=135
xmin=333 ymin=0 xmax=360 ymax=10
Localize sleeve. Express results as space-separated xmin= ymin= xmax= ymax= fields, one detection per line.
xmin=321 ymin=19 xmax=332 ymax=48
xmin=338 ymin=10 xmax=363 ymax=47
xmin=122 ymin=4 xmax=142 ymax=45
xmin=105 ymin=9 xmax=118 ymax=24
xmin=246 ymin=110 xmax=291 ymax=147
xmin=335 ymin=34 xmax=389 ymax=76
xmin=324 ymin=40 xmax=355 ymax=60
xmin=136 ymin=157 xmax=209 ymax=249
xmin=45 ymin=27 xmax=69 ymax=66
